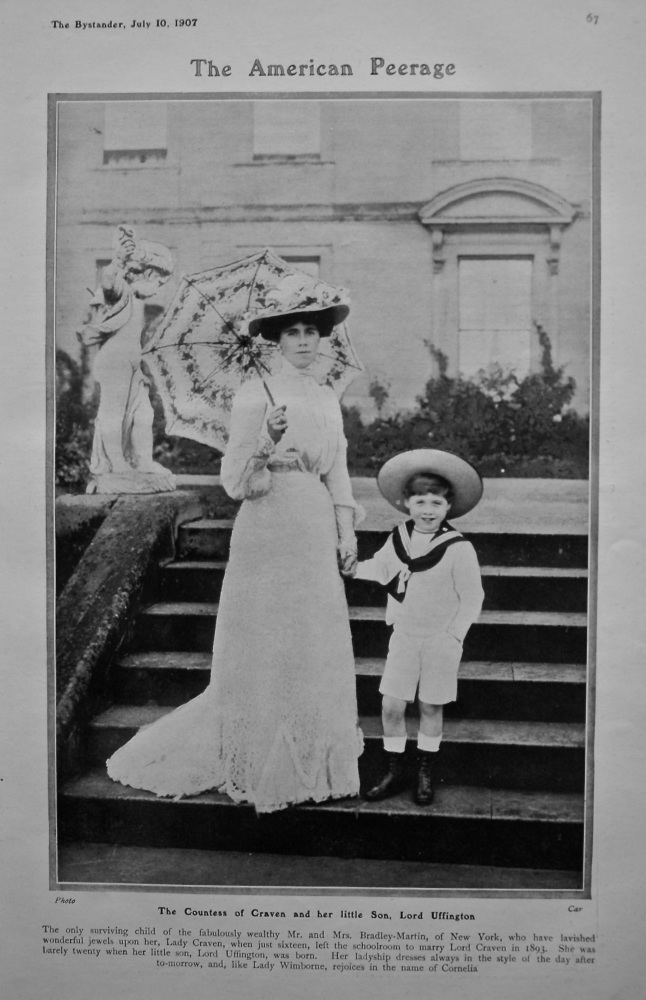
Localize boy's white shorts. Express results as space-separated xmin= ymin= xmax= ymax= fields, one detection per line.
xmin=379 ymin=628 xmax=463 ymax=704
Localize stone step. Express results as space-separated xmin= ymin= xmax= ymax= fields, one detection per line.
xmin=57 ymin=840 xmax=584 ymax=890
xmin=86 ymin=707 xmax=585 ymax=792
xmin=58 ymin=480 xmax=589 ymax=883
xmin=177 ymin=519 xmax=589 ymax=568
xmin=114 ymin=651 xmax=587 ymax=722
xmin=59 ymin=769 xmax=584 ymax=871
xmin=158 ymin=560 xmax=589 ymax=612
xmin=130 ymin=602 xmax=588 ymax=664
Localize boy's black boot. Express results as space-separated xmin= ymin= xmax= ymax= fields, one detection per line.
xmin=414 ymin=750 xmax=435 ymax=805
xmin=364 ymin=751 xmax=408 ymax=801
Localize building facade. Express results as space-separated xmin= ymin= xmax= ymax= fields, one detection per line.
xmin=54 ymin=96 xmax=593 ymax=418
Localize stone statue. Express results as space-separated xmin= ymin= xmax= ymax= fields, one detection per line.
xmin=80 ymin=225 xmax=177 ymax=494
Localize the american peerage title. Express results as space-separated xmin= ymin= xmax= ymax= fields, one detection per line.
xmin=47 ymin=24 xmax=457 ymax=78
xmin=190 ymin=57 xmax=457 ymax=79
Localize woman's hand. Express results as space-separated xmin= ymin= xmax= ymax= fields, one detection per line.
xmin=334 ymin=505 xmax=358 ymax=577
xmin=267 ymin=405 xmax=288 ymax=443
xmin=337 ymin=543 xmax=358 ymax=578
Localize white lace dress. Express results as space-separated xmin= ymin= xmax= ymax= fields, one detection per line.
xmin=107 ymin=359 xmax=364 ymax=812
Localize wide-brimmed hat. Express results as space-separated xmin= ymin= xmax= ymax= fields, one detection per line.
xmin=378 ymin=449 xmax=483 ymax=518
xmin=253 ymin=305 xmax=346 ymax=342
xmin=248 ymin=270 xmax=350 ymax=339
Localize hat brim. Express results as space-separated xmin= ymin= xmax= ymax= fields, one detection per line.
xmin=249 ymin=303 xmax=349 ymax=339
xmin=377 ymin=449 xmax=483 ymax=518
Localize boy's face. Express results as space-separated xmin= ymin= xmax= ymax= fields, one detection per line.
xmin=403 ymin=491 xmax=450 ymax=533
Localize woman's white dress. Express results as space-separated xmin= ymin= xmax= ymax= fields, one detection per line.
xmin=107 ymin=359 xmax=363 ymax=812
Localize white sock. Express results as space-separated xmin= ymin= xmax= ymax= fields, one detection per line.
xmin=417 ymin=733 xmax=442 ymax=753
xmin=383 ymin=736 xmax=407 ymax=753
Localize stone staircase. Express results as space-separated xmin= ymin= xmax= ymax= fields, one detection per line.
xmin=58 ymin=498 xmax=589 ymax=889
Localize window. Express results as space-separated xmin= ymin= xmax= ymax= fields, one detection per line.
xmin=103 ymin=102 xmax=168 ymax=165
xmin=458 ymin=258 xmax=533 ymax=378
xmin=281 ymin=255 xmax=320 ymax=278
xmin=252 ymin=101 xmax=321 ymax=159
xmin=420 ymin=180 xmax=576 ymax=381
xmin=459 ymin=101 xmax=532 ymax=160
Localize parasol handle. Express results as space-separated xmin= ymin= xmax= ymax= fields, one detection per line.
xmin=261 ymin=380 xmax=276 ymax=407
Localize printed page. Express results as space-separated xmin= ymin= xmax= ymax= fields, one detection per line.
xmin=1 ymin=1 xmax=644 ymax=997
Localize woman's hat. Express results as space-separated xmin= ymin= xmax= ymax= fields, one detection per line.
xmin=378 ymin=449 xmax=483 ymax=518
xmin=248 ymin=271 xmax=350 ymax=339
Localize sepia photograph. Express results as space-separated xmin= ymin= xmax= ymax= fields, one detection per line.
xmin=51 ymin=93 xmax=596 ymax=895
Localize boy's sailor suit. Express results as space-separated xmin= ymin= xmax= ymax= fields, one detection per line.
xmin=356 ymin=520 xmax=484 ymax=704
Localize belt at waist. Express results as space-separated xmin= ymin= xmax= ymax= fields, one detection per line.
xmin=269 ymin=465 xmax=320 ymax=477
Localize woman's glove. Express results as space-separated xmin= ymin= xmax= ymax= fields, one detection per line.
xmin=266 ymin=404 xmax=288 ymax=443
xmin=335 ymin=505 xmax=358 ymax=578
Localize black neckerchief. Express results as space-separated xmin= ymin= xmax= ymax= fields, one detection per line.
xmin=385 ymin=520 xmax=465 ymax=603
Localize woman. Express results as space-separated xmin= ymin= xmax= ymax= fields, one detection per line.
xmin=107 ymin=292 xmax=364 ymax=813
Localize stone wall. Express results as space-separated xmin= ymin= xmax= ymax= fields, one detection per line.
xmin=54 ymin=98 xmax=593 ymax=418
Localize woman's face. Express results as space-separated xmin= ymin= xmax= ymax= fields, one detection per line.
xmin=278 ymin=320 xmax=321 ymax=369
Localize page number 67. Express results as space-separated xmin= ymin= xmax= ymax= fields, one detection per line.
xmin=586 ymin=13 xmax=599 ymax=23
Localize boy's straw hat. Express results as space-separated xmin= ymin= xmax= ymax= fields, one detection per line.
xmin=378 ymin=449 xmax=483 ymax=518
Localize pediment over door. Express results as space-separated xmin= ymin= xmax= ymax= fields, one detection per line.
xmin=419 ymin=178 xmax=578 ymax=274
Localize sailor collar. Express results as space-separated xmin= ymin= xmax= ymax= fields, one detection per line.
xmin=386 ymin=519 xmax=466 ymax=602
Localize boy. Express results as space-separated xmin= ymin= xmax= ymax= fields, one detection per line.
xmin=354 ymin=449 xmax=484 ymax=805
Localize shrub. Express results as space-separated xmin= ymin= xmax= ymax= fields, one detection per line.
xmin=58 ymin=326 xmax=589 ymax=488
xmin=55 ymin=350 xmax=96 ymax=493
xmin=344 ymin=327 xmax=589 ymax=479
